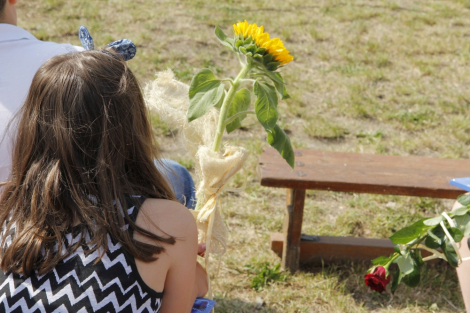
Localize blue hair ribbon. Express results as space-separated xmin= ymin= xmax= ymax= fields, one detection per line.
xmin=78 ymin=26 xmax=136 ymax=61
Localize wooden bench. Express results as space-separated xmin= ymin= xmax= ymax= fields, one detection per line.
xmin=259 ymin=148 xmax=470 ymax=272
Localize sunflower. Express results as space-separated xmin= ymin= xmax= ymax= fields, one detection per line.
xmin=233 ymin=20 xmax=293 ymax=69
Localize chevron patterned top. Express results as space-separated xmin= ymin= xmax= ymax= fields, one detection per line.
xmin=0 ymin=196 xmax=163 ymax=313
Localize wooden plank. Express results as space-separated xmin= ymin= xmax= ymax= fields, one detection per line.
xmin=282 ymin=189 xmax=306 ymax=273
xmin=271 ymin=233 xmax=436 ymax=264
xmin=260 ymin=148 xmax=470 ymax=198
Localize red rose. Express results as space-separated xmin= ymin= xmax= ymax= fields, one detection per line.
xmin=364 ymin=266 xmax=391 ymax=293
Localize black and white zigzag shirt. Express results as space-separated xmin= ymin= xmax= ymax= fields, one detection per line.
xmin=0 ymin=196 xmax=163 ymax=313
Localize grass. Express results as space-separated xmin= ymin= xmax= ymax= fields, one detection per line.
xmin=17 ymin=0 xmax=470 ymax=311
xmin=304 ymin=116 xmax=349 ymax=139
xmin=244 ymin=262 xmax=288 ymax=291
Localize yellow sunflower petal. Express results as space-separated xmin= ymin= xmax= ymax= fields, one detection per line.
xmin=233 ymin=20 xmax=247 ymax=37
xmin=242 ymin=20 xmax=250 ymax=37
xmin=255 ymin=32 xmax=270 ymax=46
xmin=232 ymin=20 xmax=293 ymax=66
xmin=252 ymin=25 xmax=264 ymax=39
xmin=275 ymin=51 xmax=294 ymax=65
xmin=261 ymin=38 xmax=279 ymax=51
xmin=243 ymin=24 xmax=250 ymax=38
xmin=233 ymin=24 xmax=239 ymax=36
xmin=247 ymin=24 xmax=256 ymax=38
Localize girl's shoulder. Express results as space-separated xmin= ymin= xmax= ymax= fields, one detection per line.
xmin=132 ymin=199 xmax=198 ymax=292
xmin=135 ymin=198 xmax=198 ymax=247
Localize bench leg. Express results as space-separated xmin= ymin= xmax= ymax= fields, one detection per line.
xmin=282 ymin=188 xmax=306 ymax=273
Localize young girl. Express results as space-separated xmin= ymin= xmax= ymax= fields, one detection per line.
xmin=0 ymin=50 xmax=207 ymax=312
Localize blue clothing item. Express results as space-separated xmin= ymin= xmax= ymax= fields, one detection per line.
xmin=156 ymin=159 xmax=196 ymax=209
xmin=78 ymin=26 xmax=136 ymax=61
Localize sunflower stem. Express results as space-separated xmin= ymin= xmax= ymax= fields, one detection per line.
xmin=194 ymin=64 xmax=252 ymax=212
xmin=212 ymin=63 xmax=252 ymax=152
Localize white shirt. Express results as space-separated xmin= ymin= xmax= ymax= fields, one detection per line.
xmin=0 ymin=24 xmax=83 ymax=182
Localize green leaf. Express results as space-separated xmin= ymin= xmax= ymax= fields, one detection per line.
xmin=254 ymin=81 xmax=278 ymax=131
xmin=188 ymin=69 xmax=224 ymax=122
xmin=214 ymin=91 xmax=225 ymax=110
xmin=273 ymin=73 xmax=290 ymax=100
xmin=411 ymin=249 xmax=424 ymax=267
xmin=267 ymin=125 xmax=295 ymax=168
xmin=253 ymin=68 xmax=290 ymax=100
xmin=391 ymin=269 xmax=402 ymax=294
xmin=442 ymin=237 xmax=459 ymax=267
xmin=372 ymin=256 xmax=391 ymax=266
xmin=395 ymin=252 xmax=415 ymax=275
xmin=402 ymin=264 xmax=420 ymax=288
xmin=450 ymin=206 xmax=469 ymax=217
xmin=214 ymin=26 xmax=234 ymax=51
xmin=457 ymin=193 xmax=470 ymax=206
xmin=449 ymin=227 xmax=464 ymax=242
xmin=454 ymin=213 xmax=470 ymax=236
xmin=424 ymin=226 xmax=444 ymax=249
xmin=424 ymin=237 xmax=440 ymax=249
xmin=226 ymin=88 xmax=251 ymax=133
xmin=257 ymin=68 xmax=283 ymax=84
xmin=389 ymin=219 xmax=428 ymax=245
xmin=423 ymin=215 xmax=444 ymax=226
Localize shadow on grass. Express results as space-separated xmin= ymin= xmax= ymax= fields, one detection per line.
xmin=300 ymin=260 xmax=464 ymax=312
xmin=214 ymin=298 xmax=281 ymax=313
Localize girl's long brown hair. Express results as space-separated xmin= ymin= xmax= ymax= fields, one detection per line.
xmin=0 ymin=50 xmax=176 ymax=276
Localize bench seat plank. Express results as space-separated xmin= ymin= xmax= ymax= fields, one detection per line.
xmin=260 ymin=148 xmax=470 ymax=199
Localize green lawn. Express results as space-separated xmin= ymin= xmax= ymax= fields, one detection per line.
xmin=18 ymin=0 xmax=470 ymax=311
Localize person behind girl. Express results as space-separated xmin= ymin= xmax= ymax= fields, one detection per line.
xmin=1 ymin=1 xmax=196 ymax=209
xmin=0 ymin=49 xmax=207 ymax=312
